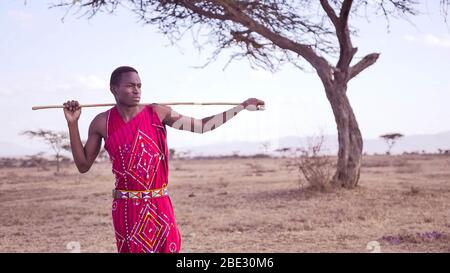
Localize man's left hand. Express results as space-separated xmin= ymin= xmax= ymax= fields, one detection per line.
xmin=242 ymin=98 xmax=265 ymax=111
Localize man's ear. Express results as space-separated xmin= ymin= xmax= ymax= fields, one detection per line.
xmin=110 ymin=85 xmax=117 ymax=96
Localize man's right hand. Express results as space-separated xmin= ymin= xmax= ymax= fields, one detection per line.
xmin=63 ymin=100 xmax=81 ymax=124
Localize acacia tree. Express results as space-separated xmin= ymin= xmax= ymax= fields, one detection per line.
xmin=21 ymin=129 xmax=70 ymax=173
xmin=51 ymin=0 xmax=449 ymax=188
xmin=380 ymin=133 xmax=403 ymax=155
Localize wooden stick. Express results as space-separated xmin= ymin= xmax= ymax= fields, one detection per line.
xmin=32 ymin=102 xmax=247 ymax=111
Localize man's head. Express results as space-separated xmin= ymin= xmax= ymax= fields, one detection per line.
xmin=110 ymin=66 xmax=142 ymax=106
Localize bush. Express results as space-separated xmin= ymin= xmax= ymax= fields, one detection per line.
xmin=285 ymin=135 xmax=334 ymax=192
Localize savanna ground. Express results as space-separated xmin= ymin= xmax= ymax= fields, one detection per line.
xmin=0 ymin=154 xmax=449 ymax=253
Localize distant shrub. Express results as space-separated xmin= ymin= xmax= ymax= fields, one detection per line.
xmin=285 ymin=135 xmax=334 ymax=192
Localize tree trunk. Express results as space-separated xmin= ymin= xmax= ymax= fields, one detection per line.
xmin=325 ymin=83 xmax=363 ymax=188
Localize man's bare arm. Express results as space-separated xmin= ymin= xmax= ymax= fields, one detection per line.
xmin=64 ymin=100 xmax=103 ymax=173
xmin=154 ymin=98 xmax=265 ymax=133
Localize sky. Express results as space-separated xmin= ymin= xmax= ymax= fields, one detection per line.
xmin=0 ymin=0 xmax=449 ymax=155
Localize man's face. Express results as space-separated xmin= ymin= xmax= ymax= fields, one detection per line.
xmin=111 ymin=72 xmax=142 ymax=106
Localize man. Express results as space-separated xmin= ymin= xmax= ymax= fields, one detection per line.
xmin=63 ymin=66 xmax=265 ymax=253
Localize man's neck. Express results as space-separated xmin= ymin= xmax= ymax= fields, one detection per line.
xmin=116 ymin=103 xmax=144 ymax=121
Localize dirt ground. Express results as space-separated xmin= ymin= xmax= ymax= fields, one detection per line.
xmin=0 ymin=155 xmax=449 ymax=253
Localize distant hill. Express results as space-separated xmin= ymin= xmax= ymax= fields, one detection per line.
xmin=2 ymin=131 xmax=449 ymax=158
xmin=174 ymin=131 xmax=450 ymax=156
xmin=0 ymin=141 xmax=45 ymax=157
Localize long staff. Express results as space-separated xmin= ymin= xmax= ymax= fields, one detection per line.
xmin=31 ymin=102 xmax=264 ymax=111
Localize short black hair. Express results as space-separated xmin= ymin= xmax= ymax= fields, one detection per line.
xmin=110 ymin=66 xmax=138 ymax=86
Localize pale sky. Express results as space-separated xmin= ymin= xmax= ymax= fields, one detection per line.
xmin=0 ymin=0 xmax=449 ymax=155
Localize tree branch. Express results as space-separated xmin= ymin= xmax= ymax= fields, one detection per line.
xmin=177 ymin=0 xmax=231 ymax=21
xmin=320 ymin=0 xmax=338 ymax=27
xmin=336 ymin=0 xmax=356 ymax=71
xmin=349 ymin=53 xmax=380 ymax=80
xmin=214 ymin=0 xmax=332 ymax=82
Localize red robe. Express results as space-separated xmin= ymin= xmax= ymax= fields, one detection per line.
xmin=104 ymin=104 xmax=181 ymax=253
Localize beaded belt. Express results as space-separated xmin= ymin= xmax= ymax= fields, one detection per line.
xmin=112 ymin=185 xmax=169 ymax=199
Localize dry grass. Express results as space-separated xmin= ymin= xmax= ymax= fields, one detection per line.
xmin=0 ymin=154 xmax=449 ymax=253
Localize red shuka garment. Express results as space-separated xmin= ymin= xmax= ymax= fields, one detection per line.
xmin=104 ymin=104 xmax=181 ymax=253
